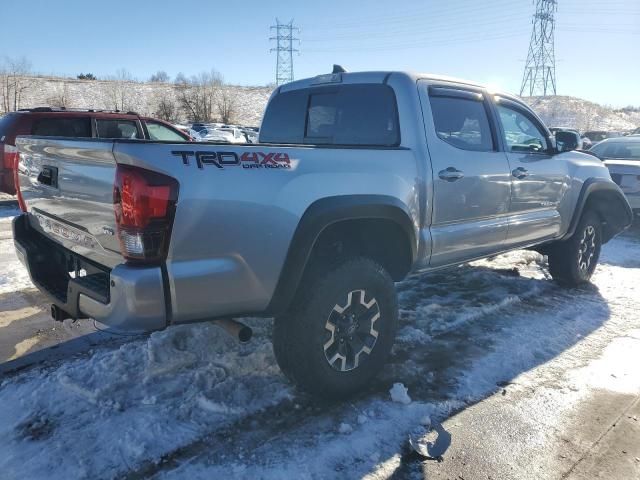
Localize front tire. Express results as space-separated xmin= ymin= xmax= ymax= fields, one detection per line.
xmin=273 ymin=257 xmax=398 ymax=398
xmin=548 ymin=210 xmax=602 ymax=286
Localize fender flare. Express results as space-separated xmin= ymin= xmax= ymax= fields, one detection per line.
xmin=561 ymin=177 xmax=632 ymax=242
xmin=265 ymin=195 xmax=417 ymax=315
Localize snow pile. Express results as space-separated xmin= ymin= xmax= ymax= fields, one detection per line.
xmin=389 ymin=383 xmax=412 ymax=405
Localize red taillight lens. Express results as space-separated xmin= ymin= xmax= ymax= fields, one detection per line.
xmin=113 ymin=164 xmax=179 ymax=264
xmin=3 ymin=144 xmax=23 ymax=205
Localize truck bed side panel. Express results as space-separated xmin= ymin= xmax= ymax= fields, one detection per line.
xmin=113 ymin=142 xmax=421 ymax=323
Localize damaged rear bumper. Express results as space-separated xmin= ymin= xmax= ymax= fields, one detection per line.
xmin=13 ymin=213 xmax=167 ymax=332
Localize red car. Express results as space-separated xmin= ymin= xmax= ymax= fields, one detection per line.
xmin=0 ymin=108 xmax=191 ymax=195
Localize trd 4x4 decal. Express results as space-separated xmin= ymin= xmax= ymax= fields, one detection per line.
xmin=171 ymin=150 xmax=291 ymax=169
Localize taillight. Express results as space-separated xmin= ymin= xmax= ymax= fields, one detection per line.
xmin=113 ymin=164 xmax=179 ymax=264
xmin=3 ymin=144 xmax=23 ymax=204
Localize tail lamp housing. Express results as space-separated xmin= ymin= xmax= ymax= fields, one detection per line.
xmin=113 ymin=164 xmax=179 ymax=264
xmin=0 ymin=142 xmax=18 ymax=200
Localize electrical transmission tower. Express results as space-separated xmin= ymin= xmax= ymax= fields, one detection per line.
xmin=270 ymin=19 xmax=300 ymax=85
xmin=520 ymin=0 xmax=557 ymax=97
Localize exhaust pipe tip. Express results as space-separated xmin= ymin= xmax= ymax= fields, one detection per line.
xmin=237 ymin=325 xmax=253 ymax=343
xmin=50 ymin=304 xmax=70 ymax=322
xmin=214 ymin=318 xmax=253 ymax=343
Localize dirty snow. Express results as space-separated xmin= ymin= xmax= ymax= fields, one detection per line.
xmin=0 ymin=209 xmax=32 ymax=295
xmin=0 ymin=204 xmax=639 ymax=478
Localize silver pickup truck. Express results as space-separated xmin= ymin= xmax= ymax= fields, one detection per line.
xmin=13 ymin=70 xmax=632 ymax=397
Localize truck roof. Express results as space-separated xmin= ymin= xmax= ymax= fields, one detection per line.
xmin=279 ymin=70 xmax=486 ymax=92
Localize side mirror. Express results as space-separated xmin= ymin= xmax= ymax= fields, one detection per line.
xmin=555 ymin=131 xmax=579 ymax=152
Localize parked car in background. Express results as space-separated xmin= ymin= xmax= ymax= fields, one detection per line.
xmin=584 ymin=130 xmax=610 ymax=144
xmin=591 ymin=136 xmax=640 ymax=214
xmin=196 ymin=126 xmax=246 ymax=143
xmin=0 ymin=108 xmax=191 ymax=195
xmin=581 ymin=136 xmax=593 ymax=149
xmin=238 ymin=127 xmax=259 ymax=143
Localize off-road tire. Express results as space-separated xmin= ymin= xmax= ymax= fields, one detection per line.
xmin=273 ymin=257 xmax=398 ymax=398
xmin=548 ymin=210 xmax=602 ymax=286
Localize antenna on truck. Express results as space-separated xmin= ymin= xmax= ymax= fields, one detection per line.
xmin=332 ymin=65 xmax=347 ymax=74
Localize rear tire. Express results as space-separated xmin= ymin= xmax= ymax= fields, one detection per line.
xmin=548 ymin=210 xmax=602 ymax=286
xmin=273 ymin=257 xmax=398 ymax=398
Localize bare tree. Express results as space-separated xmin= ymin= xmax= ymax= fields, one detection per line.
xmin=47 ymin=81 xmax=70 ymax=108
xmin=217 ymin=88 xmax=236 ymax=124
xmin=174 ymin=72 xmax=188 ymax=85
xmin=176 ymin=70 xmax=222 ymax=122
xmin=154 ymin=92 xmax=179 ymax=123
xmin=105 ymin=68 xmax=135 ymax=111
xmin=0 ymin=56 xmax=32 ymax=113
xmin=150 ymin=71 xmax=170 ymax=83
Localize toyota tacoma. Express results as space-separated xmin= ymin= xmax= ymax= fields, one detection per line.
xmin=13 ymin=70 xmax=632 ymax=397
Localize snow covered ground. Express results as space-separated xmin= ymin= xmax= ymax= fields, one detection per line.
xmin=0 ymin=206 xmax=639 ymax=479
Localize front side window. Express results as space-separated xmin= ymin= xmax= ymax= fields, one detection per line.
xmin=429 ymin=96 xmax=494 ymax=151
xmin=496 ymin=105 xmax=549 ymax=153
xmin=146 ymin=122 xmax=185 ymax=141
xmin=96 ymin=119 xmax=141 ymax=139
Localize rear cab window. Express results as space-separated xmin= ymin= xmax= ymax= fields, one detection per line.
xmin=96 ymin=119 xmax=142 ymax=139
xmin=260 ymin=84 xmax=400 ymax=146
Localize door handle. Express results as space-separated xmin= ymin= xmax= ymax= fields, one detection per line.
xmin=438 ymin=167 xmax=464 ymax=182
xmin=512 ymin=167 xmax=529 ymax=179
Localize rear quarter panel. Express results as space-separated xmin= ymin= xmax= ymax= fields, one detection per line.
xmin=113 ymin=141 xmax=421 ymax=322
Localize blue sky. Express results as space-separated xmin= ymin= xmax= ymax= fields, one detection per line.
xmin=1 ymin=0 xmax=638 ymax=106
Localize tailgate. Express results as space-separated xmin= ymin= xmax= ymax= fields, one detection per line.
xmin=16 ymin=137 xmax=123 ymax=268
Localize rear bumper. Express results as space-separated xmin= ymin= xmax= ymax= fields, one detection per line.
xmin=13 ymin=214 xmax=167 ymax=332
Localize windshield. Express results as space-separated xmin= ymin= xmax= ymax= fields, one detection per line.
xmin=591 ymin=141 xmax=640 ymax=160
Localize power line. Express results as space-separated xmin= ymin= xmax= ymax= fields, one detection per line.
xmin=520 ymin=0 xmax=558 ymax=96
xmin=270 ymin=19 xmax=300 ymax=86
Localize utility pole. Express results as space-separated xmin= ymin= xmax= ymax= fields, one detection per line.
xmin=520 ymin=0 xmax=557 ymax=97
xmin=270 ymin=19 xmax=300 ymax=85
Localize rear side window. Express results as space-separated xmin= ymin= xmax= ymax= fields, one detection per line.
xmin=31 ymin=117 xmax=92 ymax=137
xmin=260 ymin=84 xmax=399 ymax=146
xmin=429 ymin=95 xmax=494 ymax=151
xmin=96 ymin=119 xmax=141 ymax=139
xmin=259 ymin=90 xmax=307 ymax=144
xmin=0 ymin=114 xmax=18 ymax=141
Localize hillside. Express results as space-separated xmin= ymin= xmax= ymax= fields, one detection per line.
xmin=2 ymin=75 xmax=638 ymax=133
xmin=2 ymin=75 xmax=273 ymax=126
xmin=522 ymin=95 xmax=639 ymax=132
